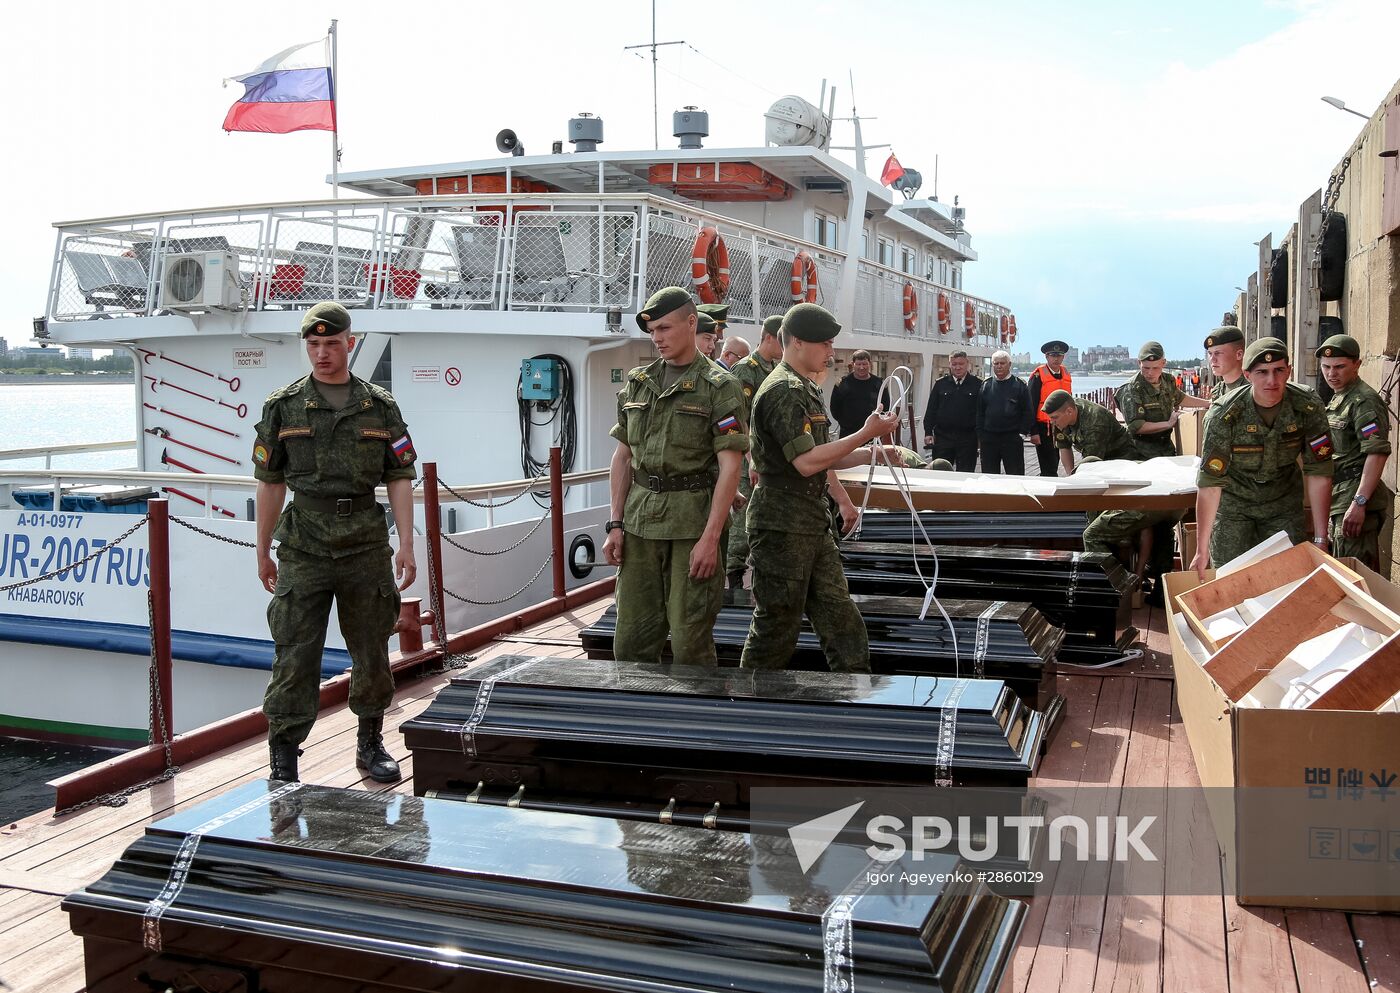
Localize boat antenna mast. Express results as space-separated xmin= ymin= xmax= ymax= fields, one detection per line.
xmin=623 ymin=0 xmax=685 ymax=149
xmin=830 ymin=71 xmax=888 ymax=175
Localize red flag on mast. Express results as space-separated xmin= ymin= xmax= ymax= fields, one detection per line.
xmin=880 ymin=153 xmax=905 ymax=187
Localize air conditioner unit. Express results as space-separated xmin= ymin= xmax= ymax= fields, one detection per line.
xmin=161 ymin=252 xmax=241 ymax=310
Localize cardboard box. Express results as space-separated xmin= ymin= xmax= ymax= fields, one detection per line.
xmin=1175 ymin=542 xmax=1369 ymax=655
xmin=1166 ymin=563 xmax=1400 ymax=911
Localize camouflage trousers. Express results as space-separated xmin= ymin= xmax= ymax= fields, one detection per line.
xmin=614 ymin=533 xmax=724 ymax=666
xmin=1209 ymin=494 xmax=1307 ymax=569
xmin=1083 ymin=509 xmax=1182 ymax=575
xmin=1330 ymin=507 xmax=1386 ymax=571
xmin=725 ymin=467 xmax=754 ymax=577
xmin=264 ymin=543 xmax=399 ymax=746
xmin=740 ymin=527 xmax=871 ymax=673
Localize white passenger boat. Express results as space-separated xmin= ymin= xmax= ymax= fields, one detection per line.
xmin=1 ymin=93 xmax=1021 ymax=745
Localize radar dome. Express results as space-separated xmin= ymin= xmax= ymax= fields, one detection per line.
xmin=764 ymin=95 xmax=831 ymax=149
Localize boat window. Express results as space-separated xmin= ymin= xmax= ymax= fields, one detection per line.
xmin=877 ymin=237 xmax=894 ymax=267
xmin=861 ymin=231 xmax=870 ymax=260
xmin=951 ymin=266 xmax=962 ymax=290
xmin=814 ymin=212 xmax=839 ymax=249
xmin=925 ymin=256 xmax=938 ymax=282
xmin=901 ymin=247 xmax=916 ymax=275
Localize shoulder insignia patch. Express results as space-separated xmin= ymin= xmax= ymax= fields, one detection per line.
xmin=1137 ymin=405 xmax=1145 ymax=415
xmin=252 ymin=443 xmax=269 ymax=465
xmin=803 ymin=419 xmax=813 ymax=434
xmin=392 ymin=433 xmax=415 ymax=463
xmin=1361 ymin=421 xmax=1380 ymax=438
xmin=1308 ymin=433 xmax=1332 ymax=458
xmin=1206 ymin=457 xmax=1226 ymax=476
xmin=743 ymin=386 xmax=753 ymax=397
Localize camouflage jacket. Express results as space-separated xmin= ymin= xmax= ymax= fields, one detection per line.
xmin=1115 ymin=372 xmax=1185 ymax=458
xmin=747 ymin=360 xmax=838 ymax=535
xmin=1053 ymin=399 xmax=1139 ymax=462
xmin=1197 ymin=382 xmax=1334 ymax=506
xmin=253 ymin=375 xmax=417 ymax=557
xmin=609 ymin=352 xmax=748 ymax=540
xmin=1325 ymin=379 xmax=1392 ymax=514
xmin=730 ymin=351 xmax=777 ymax=419
xmin=1211 ymin=376 xmax=1247 ymax=401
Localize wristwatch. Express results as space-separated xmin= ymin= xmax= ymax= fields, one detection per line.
xmin=605 ymin=520 xmax=625 ymax=533
xmin=1353 ymin=493 xmax=1369 ymax=506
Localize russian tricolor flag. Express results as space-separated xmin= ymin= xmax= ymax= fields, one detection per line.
xmin=224 ymin=38 xmax=335 ymax=134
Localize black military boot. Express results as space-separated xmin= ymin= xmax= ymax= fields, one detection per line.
xmin=356 ymin=714 xmax=401 ymax=783
xmin=268 ymin=741 xmax=302 ymax=782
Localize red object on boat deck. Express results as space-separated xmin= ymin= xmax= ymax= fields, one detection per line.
xmin=364 ymin=263 xmax=422 ymax=300
xmin=647 ymin=162 xmax=792 ymax=201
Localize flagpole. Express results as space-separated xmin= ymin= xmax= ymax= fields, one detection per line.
xmin=329 ymin=19 xmax=339 ymax=199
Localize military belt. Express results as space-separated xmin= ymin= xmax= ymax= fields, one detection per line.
xmin=756 ymin=473 xmax=827 ymax=498
xmin=630 ymin=468 xmax=718 ymax=493
xmin=292 ymin=492 xmax=379 ymax=516
xmin=1333 ymin=461 xmax=1365 ymax=484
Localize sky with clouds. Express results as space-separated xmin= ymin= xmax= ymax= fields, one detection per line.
xmin=1 ymin=0 xmax=1396 ymax=359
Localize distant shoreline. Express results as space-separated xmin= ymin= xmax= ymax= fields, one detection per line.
xmin=0 ymin=375 xmax=133 ymax=385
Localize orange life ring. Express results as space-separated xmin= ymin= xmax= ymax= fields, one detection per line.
xmin=936 ymin=292 xmax=951 ymax=334
xmin=1008 ymin=315 xmax=1018 ymax=344
xmin=691 ymin=227 xmax=731 ymax=303
xmin=902 ymin=283 xmax=918 ymax=331
xmin=790 ymin=251 xmax=819 ymax=303
xmin=963 ymin=301 xmax=976 ymax=338
xmin=999 ymin=314 xmax=1010 ymax=343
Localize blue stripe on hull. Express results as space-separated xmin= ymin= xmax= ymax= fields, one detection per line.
xmin=0 ymin=613 xmax=350 ymax=678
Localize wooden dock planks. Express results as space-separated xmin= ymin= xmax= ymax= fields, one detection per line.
xmin=0 ymin=593 xmax=1393 ymax=993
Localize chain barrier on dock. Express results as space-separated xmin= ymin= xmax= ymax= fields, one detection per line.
xmin=440 ymin=479 xmax=533 ymax=509
xmin=442 ymin=554 xmax=555 ymax=607
xmin=441 ymin=510 xmax=551 ymax=557
xmin=169 ymin=515 xmax=256 ymax=548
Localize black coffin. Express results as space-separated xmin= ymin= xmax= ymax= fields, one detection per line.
xmin=403 ymin=655 xmax=1048 ymax=820
xmin=838 ymin=542 xmax=1136 ymax=663
xmin=854 ymin=510 xmax=1087 ymax=550
xmin=581 ymin=591 xmax=1062 ymax=710
xmin=64 ymin=781 xmax=1025 ymax=993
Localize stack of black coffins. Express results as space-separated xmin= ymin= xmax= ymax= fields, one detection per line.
xmin=64 ymin=780 xmax=1025 ymax=993
xmin=581 ymin=589 xmax=1063 ymax=710
xmin=838 ymin=541 xmax=1137 ymax=664
xmin=404 ymin=655 xmax=1050 ymax=821
xmin=855 ymin=509 xmax=1087 ymax=550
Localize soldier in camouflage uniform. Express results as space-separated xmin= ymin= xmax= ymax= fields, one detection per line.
xmin=1114 ymin=340 xmax=1212 ymax=459
xmin=740 ymin=303 xmax=900 ymax=672
xmin=253 ymin=302 xmax=418 ymax=784
xmin=725 ymin=315 xmax=785 ymax=588
xmin=1316 ymin=333 xmax=1391 ymax=569
xmin=604 ymin=287 xmax=748 ymax=666
xmin=1204 ymin=325 xmax=1247 ymax=403
xmin=697 ymin=303 xmax=728 ymax=361
xmin=1042 ymin=389 xmax=1177 ymax=579
xmin=1193 ymin=338 xmax=1335 ymax=576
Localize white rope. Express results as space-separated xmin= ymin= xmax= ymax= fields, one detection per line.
xmin=845 ymin=365 xmax=961 ymax=673
xmin=1057 ymin=647 xmax=1145 ymax=669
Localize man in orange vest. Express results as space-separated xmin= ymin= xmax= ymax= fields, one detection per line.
xmin=1026 ymin=340 xmax=1072 ymax=476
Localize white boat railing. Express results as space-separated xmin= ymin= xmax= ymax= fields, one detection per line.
xmin=0 ymin=467 xmax=611 ymax=523
xmin=0 ymin=439 xmax=136 ymax=469
xmin=46 ymin=193 xmax=1017 ymax=344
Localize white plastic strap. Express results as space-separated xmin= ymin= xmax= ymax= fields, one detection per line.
xmin=460 ymin=657 xmax=539 ymax=758
xmin=934 ymin=678 xmax=970 ymax=788
xmin=142 ymin=781 xmax=303 ymax=952
xmin=821 ymin=858 xmax=882 ymax=993
xmin=974 ymin=601 xmax=1006 ymax=677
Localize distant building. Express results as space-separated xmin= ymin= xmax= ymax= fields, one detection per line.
xmin=66 ymin=347 xmax=94 ymax=359
xmin=0 ymin=337 xmax=7 ymax=356
xmin=1082 ymin=345 xmax=1131 ymax=368
xmin=1064 ymin=347 xmax=1081 ymax=368
xmin=10 ymin=346 xmax=56 ymax=359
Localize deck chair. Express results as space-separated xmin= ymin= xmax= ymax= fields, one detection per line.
xmin=508 ymin=222 xmax=572 ymax=304
xmin=65 ymin=251 xmax=148 ymax=313
xmin=449 ymin=224 xmax=502 ymax=303
xmin=288 ymin=241 xmax=372 ymax=304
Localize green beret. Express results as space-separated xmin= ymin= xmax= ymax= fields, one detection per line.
xmin=1203 ymin=326 xmax=1244 ymax=350
xmin=1244 ymin=337 xmax=1289 ymax=370
xmin=636 ymin=286 xmax=693 ymax=331
xmin=929 ymin=457 xmax=953 ymax=471
xmin=1041 ymin=389 xmax=1073 ymax=415
xmin=696 ymin=302 xmax=729 ymax=330
xmin=783 ymin=302 xmax=841 ymax=343
xmin=1138 ymin=340 xmax=1165 ymax=361
xmin=1315 ymin=333 xmax=1359 ymax=360
xmin=761 ymin=314 xmax=783 ymax=338
xmin=301 ymin=301 xmax=352 ymax=338
xmin=696 ymin=312 xmax=718 ymax=334
xmin=1041 ymin=340 xmax=1069 ymax=355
